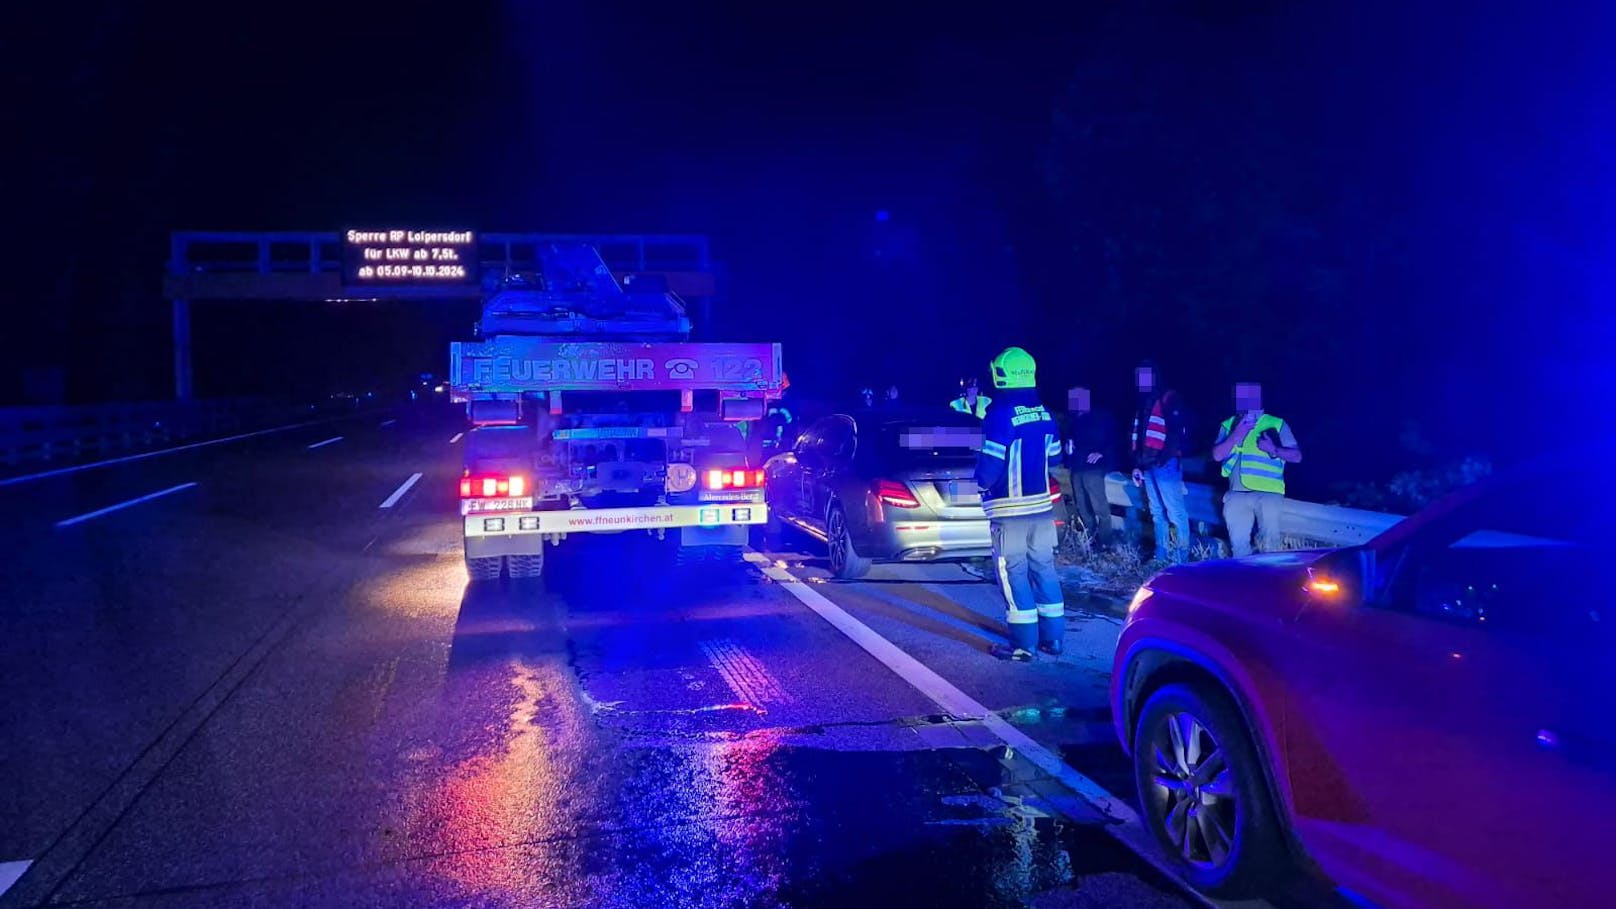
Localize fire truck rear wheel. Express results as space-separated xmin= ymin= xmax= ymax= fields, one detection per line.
xmin=507 ymin=553 xmax=545 ymax=580
xmin=466 ymin=555 xmax=504 ymax=582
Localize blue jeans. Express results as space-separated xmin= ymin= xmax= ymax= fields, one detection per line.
xmin=990 ymin=513 xmax=1065 ymax=651
xmin=1141 ymin=459 xmax=1190 ymax=562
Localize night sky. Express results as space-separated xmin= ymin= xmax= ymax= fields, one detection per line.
xmin=8 ymin=1 xmax=1614 ymax=491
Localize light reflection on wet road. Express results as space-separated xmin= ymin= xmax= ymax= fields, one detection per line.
xmin=0 ymin=410 xmax=1198 ymax=908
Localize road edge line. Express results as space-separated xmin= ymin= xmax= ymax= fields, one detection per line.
xmin=55 ymin=483 xmax=199 ymax=528
xmin=0 ymin=413 xmax=378 ymax=488
xmin=0 ymin=861 xmax=31 ymax=900
xmin=743 ymin=550 xmax=1223 ymax=909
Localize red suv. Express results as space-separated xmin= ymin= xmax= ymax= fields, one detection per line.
xmin=1111 ymin=465 xmax=1614 ymax=908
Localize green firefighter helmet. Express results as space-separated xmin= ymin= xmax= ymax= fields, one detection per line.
xmin=990 ymin=347 xmax=1037 ymax=389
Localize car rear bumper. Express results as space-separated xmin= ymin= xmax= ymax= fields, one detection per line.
xmin=864 ymin=517 xmax=993 ymax=562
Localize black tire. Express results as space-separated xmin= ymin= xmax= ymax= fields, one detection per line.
xmin=676 ymin=544 xmax=743 ymax=569
xmin=466 ymin=555 xmax=504 ymax=583
xmin=507 ymin=551 xmax=545 ymax=581
xmin=1131 ymin=682 xmax=1290 ymax=898
xmin=826 ymin=504 xmax=872 ymax=579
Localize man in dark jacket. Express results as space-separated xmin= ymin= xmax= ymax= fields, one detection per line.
xmin=975 ymin=347 xmax=1065 ymax=661
xmin=1129 ymin=360 xmax=1192 ymax=563
xmin=1064 ymin=386 xmax=1118 ymax=549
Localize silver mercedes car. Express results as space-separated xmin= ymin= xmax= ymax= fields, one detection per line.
xmin=763 ymin=410 xmax=1064 ymax=578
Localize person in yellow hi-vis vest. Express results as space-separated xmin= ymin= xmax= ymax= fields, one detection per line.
xmin=1211 ymin=382 xmax=1302 ymax=556
xmin=949 ymin=376 xmax=992 ymax=419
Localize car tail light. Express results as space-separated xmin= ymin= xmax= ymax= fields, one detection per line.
xmin=705 ymin=467 xmax=766 ymax=490
xmin=874 ymin=479 xmax=919 ymax=508
xmin=1049 ymin=476 xmax=1062 ymax=503
xmin=460 ymin=473 xmax=528 ymax=499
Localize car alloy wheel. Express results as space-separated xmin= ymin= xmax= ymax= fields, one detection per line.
xmin=829 ymin=508 xmax=850 ymax=575
xmin=1147 ymin=710 xmax=1237 ymax=869
xmin=1131 ymin=682 xmax=1288 ymax=898
xmin=826 ymin=505 xmax=871 ymax=579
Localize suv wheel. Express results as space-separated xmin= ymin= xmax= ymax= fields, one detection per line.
xmin=1132 ymin=682 xmax=1289 ymax=898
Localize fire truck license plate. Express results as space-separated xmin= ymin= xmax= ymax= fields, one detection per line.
xmin=466 ymin=497 xmax=535 ymax=514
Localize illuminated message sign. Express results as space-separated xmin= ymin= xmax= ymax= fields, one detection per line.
xmin=343 ymin=229 xmax=477 ymax=285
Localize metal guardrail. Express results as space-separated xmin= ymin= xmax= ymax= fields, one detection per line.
xmin=781 ymin=400 xmax=1408 ymax=551
xmin=0 ymin=398 xmax=370 ymax=469
xmin=1099 ymin=471 xmax=1404 ymax=550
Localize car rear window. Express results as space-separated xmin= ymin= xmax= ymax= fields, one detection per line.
xmin=875 ymin=424 xmax=981 ymax=466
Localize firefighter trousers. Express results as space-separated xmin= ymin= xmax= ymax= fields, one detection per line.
xmin=989 ymin=512 xmax=1065 ymax=651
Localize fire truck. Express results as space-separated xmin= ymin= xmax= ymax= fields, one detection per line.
xmin=450 ymin=243 xmax=783 ymax=581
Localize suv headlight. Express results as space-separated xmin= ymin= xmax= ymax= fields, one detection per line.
xmin=1127 ymin=586 xmax=1155 ymax=615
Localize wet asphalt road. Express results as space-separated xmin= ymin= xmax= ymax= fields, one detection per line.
xmin=0 ymin=406 xmax=1201 ymax=908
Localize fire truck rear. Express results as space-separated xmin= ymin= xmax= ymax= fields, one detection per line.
xmin=450 ymin=243 xmax=782 ymax=582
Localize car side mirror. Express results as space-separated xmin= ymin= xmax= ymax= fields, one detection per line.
xmin=1306 ymin=547 xmax=1367 ymax=605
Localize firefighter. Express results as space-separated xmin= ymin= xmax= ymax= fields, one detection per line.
xmin=949 ymin=376 xmax=992 ymax=418
xmin=761 ymin=372 xmax=797 ymax=455
xmin=975 ymin=347 xmax=1066 ymax=661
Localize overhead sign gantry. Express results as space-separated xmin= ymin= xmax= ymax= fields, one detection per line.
xmin=162 ymin=230 xmax=716 ymax=399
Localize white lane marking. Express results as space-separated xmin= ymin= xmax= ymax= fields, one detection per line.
xmin=743 ymin=550 xmax=1220 ymax=908
xmin=306 ymin=436 xmax=344 ymax=450
xmin=449 ymin=432 xmax=464 ymax=444
xmin=379 ymin=472 xmax=423 ymax=509
xmin=0 ymin=861 xmax=31 ymax=899
xmin=0 ymin=417 xmax=344 ymax=488
xmin=380 ymin=419 xmax=398 ymax=427
xmin=56 ymin=483 xmax=198 ymax=528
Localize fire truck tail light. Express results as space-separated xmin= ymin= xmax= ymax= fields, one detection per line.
xmin=704 ymin=467 xmax=766 ymax=491
xmin=461 ymin=474 xmax=528 ymax=500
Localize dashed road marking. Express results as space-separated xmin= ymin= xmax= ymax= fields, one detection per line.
xmin=306 ymin=436 xmax=344 ymax=450
xmin=379 ymin=472 xmax=423 ymax=509
xmin=380 ymin=419 xmax=398 ymax=428
xmin=0 ymin=861 xmax=32 ymax=899
xmin=449 ymin=432 xmax=464 ymax=444
xmin=55 ymin=483 xmax=198 ymax=528
xmin=744 ymin=550 xmax=1222 ymax=908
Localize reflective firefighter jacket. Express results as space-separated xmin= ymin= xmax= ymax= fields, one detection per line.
xmin=974 ymin=388 xmax=1060 ymax=520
